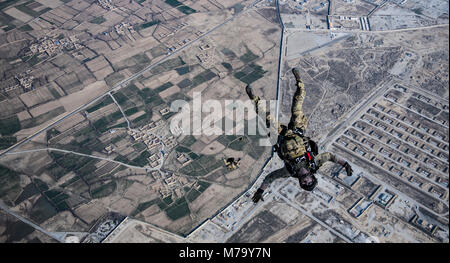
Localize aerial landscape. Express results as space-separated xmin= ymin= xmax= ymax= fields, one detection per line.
xmin=0 ymin=0 xmax=448 ymax=243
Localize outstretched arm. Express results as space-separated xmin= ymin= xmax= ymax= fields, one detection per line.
xmin=252 ymin=166 xmax=290 ymax=203
xmin=315 ymin=152 xmax=353 ymax=176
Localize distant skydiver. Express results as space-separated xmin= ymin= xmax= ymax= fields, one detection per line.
xmin=247 ymin=68 xmax=353 ymax=203
xmin=223 ymin=157 xmax=241 ymax=170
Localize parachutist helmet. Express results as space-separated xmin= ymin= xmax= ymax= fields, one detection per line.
xmin=296 ymin=167 xmax=317 ymax=191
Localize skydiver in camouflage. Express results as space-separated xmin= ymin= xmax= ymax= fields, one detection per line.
xmin=247 ymin=68 xmax=353 ymax=203
xmin=223 ymin=157 xmax=241 ymax=170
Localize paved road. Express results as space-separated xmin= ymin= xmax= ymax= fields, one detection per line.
xmin=274 ymin=0 xmax=285 ymax=120
xmin=5 ymin=147 xmax=149 ymax=170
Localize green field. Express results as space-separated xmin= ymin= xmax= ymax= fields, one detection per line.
xmin=0 ymin=165 xmax=20 ymax=202
xmin=16 ymin=1 xmax=51 ymax=18
xmin=221 ymin=62 xmax=232 ymax=71
xmin=138 ymin=20 xmax=160 ymax=29
xmin=29 ymin=196 xmax=58 ymax=224
xmin=132 ymin=150 xmax=151 ymax=167
xmin=86 ymin=96 xmax=114 ymax=113
xmin=154 ymin=82 xmax=173 ymax=93
xmin=14 ymin=183 xmax=39 ymax=204
xmin=233 ymin=63 xmax=266 ymax=85
xmin=165 ymin=0 xmax=183 ymax=7
xmin=186 ymin=188 xmax=201 ymax=202
xmin=177 ymin=5 xmax=196 ymax=14
xmin=19 ymin=24 xmax=33 ymax=31
xmin=90 ymin=16 xmax=106 ymax=24
xmin=175 ymin=66 xmax=190 ymax=75
xmin=0 ymin=115 xmax=21 ymax=136
xmin=165 ymin=197 xmax=190 ymax=220
xmin=180 ymin=135 xmax=196 ymax=147
xmin=91 ymin=181 xmax=117 ymax=199
xmin=240 ymin=47 xmax=259 ymax=63
xmin=0 ymin=136 xmax=16 ymax=150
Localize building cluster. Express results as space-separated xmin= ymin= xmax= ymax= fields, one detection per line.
xmin=334 ymin=85 xmax=448 ymax=203
xmin=148 ymin=152 xmax=161 ymax=168
xmin=162 ymin=134 xmax=177 ymax=150
xmin=291 ymin=0 xmax=308 ymax=10
xmin=105 ymin=144 xmax=114 ymax=154
xmin=196 ymin=43 xmax=214 ymax=65
xmin=348 ymin=198 xmax=373 ymax=218
xmin=12 ymin=71 xmax=35 ymax=92
xmin=29 ymin=35 xmax=81 ymax=57
xmin=127 ymin=122 xmax=171 ymax=168
xmin=176 ymin=152 xmax=192 ymax=166
xmin=114 ymin=22 xmax=136 ymax=35
xmin=410 ymin=215 xmax=438 ymax=235
xmin=212 ymin=192 xmax=252 ymax=231
xmin=159 ymin=107 xmax=170 ymax=116
xmin=374 ymin=190 xmax=396 ymax=208
xmin=328 ymin=15 xmax=370 ymax=31
xmin=127 ymin=128 xmax=161 ymax=152
xmin=151 ymin=171 xmax=191 ymax=199
xmin=84 ymin=217 xmax=123 ymax=243
xmin=98 ymin=0 xmax=115 ymax=10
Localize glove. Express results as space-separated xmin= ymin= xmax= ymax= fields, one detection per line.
xmin=343 ymin=162 xmax=353 ymax=177
xmin=252 ymin=188 xmax=264 ymax=203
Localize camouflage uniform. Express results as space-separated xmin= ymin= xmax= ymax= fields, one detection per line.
xmin=249 ymin=71 xmax=347 ymax=191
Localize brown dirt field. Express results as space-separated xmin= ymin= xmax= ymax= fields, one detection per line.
xmin=29 ymin=100 xmax=63 ymax=117
xmin=59 ymin=80 xmax=109 ymax=112
xmin=17 ymin=110 xmax=32 ymax=121
xmin=74 ymin=201 xmax=109 ymax=225
xmin=141 ymin=204 xmax=161 ymax=218
xmin=156 ymin=71 xmax=179 ymax=86
xmin=20 ymin=87 xmax=55 ymax=108
xmin=93 ymin=65 xmax=114 ymax=81
xmin=165 ymin=213 xmax=194 ymax=233
xmin=198 ymin=134 xmax=220 ymax=145
xmin=123 ymin=182 xmax=150 ymax=200
xmin=55 ymin=113 xmax=85 ymax=132
xmin=86 ymin=56 xmax=110 ymax=72
xmin=51 ymin=8 xmax=74 ymax=20
xmin=4 ymin=8 xmax=33 ymax=22
xmin=189 ymin=139 xmax=207 ymax=153
xmin=190 ymin=183 xmax=243 ymax=219
xmin=159 ymin=85 xmax=181 ymax=99
xmin=36 ymin=0 xmax=63 ymax=9
xmin=108 ymin=40 xmax=121 ymax=50
xmin=101 ymin=10 xmax=125 ymax=27
xmin=145 ymin=211 xmax=172 ymax=228
xmin=186 ymin=82 xmax=209 ymax=98
xmin=41 ymin=211 xmax=78 ymax=232
xmin=200 ymin=140 xmax=226 ymax=155
xmin=151 ymin=112 xmax=161 ymax=121
xmin=103 ymin=37 xmax=160 ymax=65
xmin=110 ymin=198 xmax=135 ymax=215
xmin=128 ymin=111 xmax=146 ymax=121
